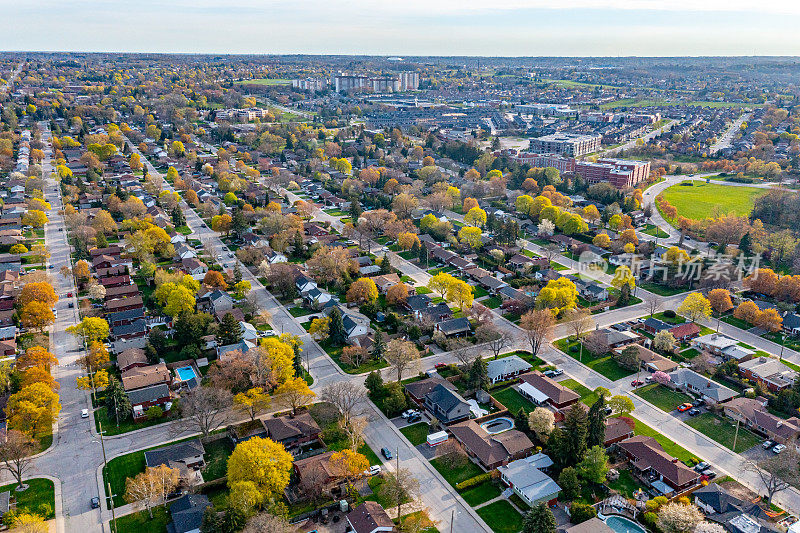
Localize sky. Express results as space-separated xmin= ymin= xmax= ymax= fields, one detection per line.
xmin=2 ymin=0 xmax=799 ymax=56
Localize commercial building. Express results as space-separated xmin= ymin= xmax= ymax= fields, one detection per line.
xmin=509 ymin=152 xmax=650 ymax=188
xmin=530 ymin=133 xmax=602 ymax=157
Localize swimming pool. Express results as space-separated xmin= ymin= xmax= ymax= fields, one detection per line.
xmin=479 ymin=417 xmax=514 ymax=434
xmin=603 ymin=515 xmax=647 ymax=533
xmin=176 ymin=366 xmax=197 ymax=382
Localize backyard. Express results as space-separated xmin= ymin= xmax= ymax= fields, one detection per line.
xmin=476 ymin=500 xmax=524 ymax=533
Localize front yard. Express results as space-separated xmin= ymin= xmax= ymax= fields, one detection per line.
xmin=0 ymin=478 xmax=55 ymax=519
xmin=633 ymin=384 xmax=693 ymax=412
xmin=400 ymin=422 xmax=431 ymax=446
xmin=685 ymin=413 xmax=762 ymax=453
xmin=476 ymin=500 xmax=524 ymax=533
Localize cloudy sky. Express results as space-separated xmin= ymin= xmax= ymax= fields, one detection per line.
xmin=2 ymin=0 xmax=798 ymax=56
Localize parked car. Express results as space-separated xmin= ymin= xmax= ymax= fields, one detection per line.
xmin=688 ymin=408 xmax=700 ymax=416
xmin=406 ymin=413 xmax=421 ymax=423
xmin=381 ymin=448 xmax=393 ymax=460
xmin=677 ymin=403 xmax=693 ymax=412
xmin=434 ymin=363 xmax=447 ymax=370
xmin=90 ymin=497 xmax=100 ymax=509
xmin=645 ymin=376 xmax=653 ymax=383
xmin=763 ymin=440 xmax=775 ymax=449
xmin=631 ymin=380 xmax=644 ymax=387
xmin=364 ymin=465 xmax=382 ymax=476
xmin=701 ymin=470 xmax=717 ymax=480
xmin=68 ymin=302 xmax=74 ymax=308
xmin=694 ymin=462 xmax=709 ymax=471
xmin=693 ymin=399 xmax=704 ymax=407
xmin=773 ymin=444 xmax=786 ymax=454
xmin=552 ymin=369 xmax=564 ymax=376
xmin=81 ymin=409 xmax=89 ymax=418
xmin=401 ymin=410 xmax=417 ymax=419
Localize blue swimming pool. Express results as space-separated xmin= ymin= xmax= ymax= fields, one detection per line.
xmin=176 ymin=366 xmax=196 ymax=382
xmin=479 ymin=417 xmax=514 ymax=434
xmin=603 ymin=516 xmax=647 ymax=533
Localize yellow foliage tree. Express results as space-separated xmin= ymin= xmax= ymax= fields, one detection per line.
xmin=227 ymin=437 xmax=294 ymax=500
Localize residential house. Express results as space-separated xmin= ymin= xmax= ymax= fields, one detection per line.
xmin=181 ymin=258 xmax=208 ymax=280
xmin=434 ymin=317 xmax=472 ymax=338
xmin=122 ymin=363 xmax=171 ymax=391
xmin=668 ymin=368 xmax=738 ymax=404
xmin=112 ymin=318 xmax=147 ymax=341
xmin=565 ymin=518 xmax=615 ymax=533
xmin=739 ymin=357 xmax=797 ymax=392
xmin=117 ymin=347 xmax=149 ymax=372
xmin=585 ymin=328 xmax=640 ymax=352
xmin=498 ymin=453 xmax=561 ymax=507
xmin=423 ymin=383 xmax=471 ymax=424
xmin=723 ymin=396 xmax=800 ymax=446
xmin=128 ymin=383 xmax=172 ymax=420
xmin=643 ymin=318 xmax=672 ymax=335
xmin=416 ymin=302 xmax=452 ymax=324
xmin=517 ymin=372 xmax=580 ymax=409
xmin=668 ymin=322 xmax=701 ymax=342
xmin=619 ymin=344 xmax=679 ymax=374
xmin=144 ymin=439 xmax=205 ymax=486
xmin=693 ymin=333 xmax=739 ymax=356
xmin=449 ymin=419 xmax=535 ymax=469
xmin=783 ymin=312 xmax=800 ymax=336
xmin=293 ymin=451 xmax=345 ymax=496
xmin=693 ymin=484 xmax=779 ymax=533
xmin=403 ymin=294 xmax=432 ymax=312
xmin=371 ymin=273 xmax=401 ymax=293
xmin=604 ymin=417 xmax=635 ymax=447
xmin=487 ymin=356 xmax=532 ymax=384
xmin=404 ymin=377 xmax=457 ymax=405
xmin=346 ymin=502 xmax=396 ymax=533
xmin=259 ymin=412 xmax=322 ymax=449
xmin=106 ymin=307 xmax=146 ymax=328
xmin=167 ymin=494 xmax=211 ymax=533
xmin=617 ymin=435 xmax=700 ymax=496
xmin=105 ymin=295 xmax=144 ymax=313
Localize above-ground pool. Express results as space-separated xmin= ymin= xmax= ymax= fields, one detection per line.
xmin=480 ymin=417 xmax=514 ymax=434
xmin=176 ymin=366 xmax=197 ymax=382
xmin=603 ymin=515 xmax=647 ymax=533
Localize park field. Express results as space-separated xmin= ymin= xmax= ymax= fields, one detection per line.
xmin=658 ymin=182 xmax=767 ymax=221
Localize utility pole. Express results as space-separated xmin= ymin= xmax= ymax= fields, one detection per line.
xmin=98 ymin=421 xmax=117 ymax=532
xmin=396 ymin=447 xmax=400 ymax=520
xmin=732 ymin=417 xmax=741 ymax=453
xmin=450 ymin=509 xmax=455 ymax=533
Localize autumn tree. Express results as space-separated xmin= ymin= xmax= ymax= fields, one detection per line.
xmin=19 ymin=301 xmax=54 ymax=331
xmin=18 ymin=282 xmax=58 ymax=309
xmin=234 ymin=387 xmax=271 ymax=421
xmin=16 ymin=346 xmax=58 ymax=372
xmin=535 ymin=277 xmax=578 ymax=317
xmin=329 ymin=449 xmax=369 ymax=487
xmin=734 ymin=300 xmax=761 ymax=324
xmin=386 ymin=283 xmax=409 ymax=306
xmin=66 ymin=316 xmax=109 ymax=344
xmin=0 ymin=430 xmax=37 ymax=489
xmin=203 ymin=270 xmax=228 ymax=289
xmin=227 ymin=437 xmax=294 ymax=500
xmin=7 ymin=383 xmax=62 ymax=438
xmin=275 ymin=377 xmax=316 ymax=415
xmin=346 ymin=277 xmax=379 ymax=305
xmin=656 ymin=502 xmax=703 ymax=533
xmin=308 ymin=316 xmax=331 ymax=340
xmin=124 ymin=465 xmax=180 ymax=518
xmin=677 ymin=293 xmax=712 ymax=323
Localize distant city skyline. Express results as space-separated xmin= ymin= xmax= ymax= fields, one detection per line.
xmin=2 ymin=0 xmax=797 ymax=56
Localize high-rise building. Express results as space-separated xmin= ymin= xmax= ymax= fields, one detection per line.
xmin=530 ymin=133 xmax=602 ymax=157
xmin=399 ymin=71 xmax=420 ymax=91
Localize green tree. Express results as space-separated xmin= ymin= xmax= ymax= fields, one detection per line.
xmin=578 ymin=445 xmax=609 ymax=485
xmin=563 ymin=403 xmax=588 ymax=465
xmin=468 ymin=356 xmax=489 ymax=392
xmin=523 ymin=503 xmax=557 ymax=533
xmin=586 ymin=396 xmax=607 ymax=449
xmin=328 ymin=307 xmax=347 ymax=345
xmin=218 ymin=312 xmax=243 ymax=346
xmin=558 ymin=467 xmax=581 ymax=500
xmin=104 ymin=375 xmax=132 ymax=425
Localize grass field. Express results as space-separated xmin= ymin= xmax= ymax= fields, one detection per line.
xmin=113 ymin=507 xmax=170 ymax=533
xmin=634 ymin=384 xmax=693 ymax=412
xmin=0 ymin=478 xmax=55 ymax=519
xmin=400 ymin=422 xmax=431 ymax=446
xmin=658 ymin=182 xmax=767 ymax=221
xmin=561 ymin=378 xmax=600 ymax=406
xmin=492 ymin=386 xmax=536 ymax=415
xmin=685 ymin=413 xmax=762 ymax=453
xmin=476 ymin=500 xmax=524 ymax=533
xmin=460 ymin=481 xmax=502 ymax=507
xmin=430 ymin=457 xmax=483 ymax=487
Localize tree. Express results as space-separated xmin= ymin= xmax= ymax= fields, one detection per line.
xmin=386 ymin=283 xmax=409 ymax=306
xmin=535 ymin=277 xmax=578 ymax=317
xmin=321 ymin=382 xmax=364 ymax=428
xmin=346 ymin=278 xmax=379 ymax=305
xmin=275 ymin=377 xmax=316 ymax=415
xmin=468 ymin=356 xmax=489 ymax=392
xmin=447 ymin=279 xmax=474 ymax=310
xmin=563 ymin=403 xmax=589 ymax=464
xmin=16 ymin=346 xmax=58 ymax=372
xmin=653 ymin=330 xmax=677 ymax=353
xmin=8 ymin=512 xmax=47 ymax=533
xmin=656 ymin=502 xmax=703 ymax=533
xmin=522 ymin=503 xmax=557 ymax=533
xmin=18 ymin=301 xmax=55 ymax=332
xmin=476 ymin=324 xmax=510 ymax=359
xmin=458 ymin=226 xmax=482 ymax=249
xmin=694 ymin=523 xmax=727 ymax=533
xmin=643 ymin=293 xmax=662 ymax=317
xmin=382 ymin=467 xmax=419 ymax=521
xmin=587 ymin=396 xmax=606 ymax=449
xmin=0 ymin=430 xmax=36 ymax=489
xmin=66 ymin=316 xmax=109 ymax=344
xmin=329 ymin=449 xmax=369 ymax=487
xmin=528 ymin=407 xmax=555 ymax=442
xmin=203 ymin=270 xmax=228 ymax=289
xmin=18 ymin=282 xmax=58 ymax=309
xmin=234 ymin=388 xmax=271 ymax=421
xmin=519 ymin=309 xmax=555 ymax=356
xmin=708 ymin=288 xmax=733 ymax=315
xmin=608 ymin=395 xmax=635 ymax=416
xmin=570 ymin=502 xmax=597 ymax=524
xmin=208 ymin=352 xmax=254 ymax=393
xmin=734 ymin=300 xmax=761 ymax=324
xmin=464 ymin=207 xmax=487 ymax=227
xmin=678 ymin=293 xmax=712 ymax=323
xmin=745 ymin=448 xmax=800 ymax=505
xmin=124 ymin=465 xmax=180 ymax=518
xmin=611 ymin=265 xmax=636 ymax=293
xmin=578 ymin=445 xmax=609 ymax=484
xmin=7 ymin=383 xmax=61 ymax=438
xmin=88 ymin=282 xmax=106 ymax=301
xmin=243 ymin=513 xmax=295 ymax=533
xmin=558 ymin=467 xmax=581 ymax=500
xmin=22 ymin=210 xmax=48 ymax=228
xmin=104 ymin=376 xmax=132 ymax=425
xmin=308 ymin=316 xmax=331 ymax=340
xmin=218 ymin=312 xmax=243 ymax=346
xmin=342 ymin=416 xmax=368 ymax=452
xmin=164 ymin=285 xmax=196 ymax=317
xmin=227 ymin=437 xmax=294 ymax=500
xmin=384 ymin=339 xmax=420 ymax=381
xmin=176 ymin=386 xmax=233 ymax=437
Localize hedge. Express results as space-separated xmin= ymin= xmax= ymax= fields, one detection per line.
xmin=455 ymin=472 xmax=492 ymax=491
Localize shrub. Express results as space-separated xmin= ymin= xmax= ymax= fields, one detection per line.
xmin=455 ymin=472 xmax=492 ymax=491
xmin=641 ymin=512 xmax=658 ymax=529
xmin=664 ymin=310 xmax=676 ymax=318
xmin=570 ymin=502 xmax=596 ymax=524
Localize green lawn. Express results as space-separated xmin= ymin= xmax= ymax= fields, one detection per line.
xmin=113 ymin=507 xmax=170 ymax=533
xmin=201 ymin=439 xmax=234 ymax=481
xmin=0 ymin=478 xmax=55 ymax=519
xmin=561 ymin=379 xmax=600 ymax=406
xmin=476 ymin=500 xmax=524 ymax=533
xmin=659 ymin=182 xmax=767 ymax=221
xmin=492 ymin=386 xmax=536 ymax=415
xmin=288 ymin=306 xmax=316 ymax=317
xmin=400 ymin=423 xmax=431 ymax=446
xmin=634 ymin=384 xmax=693 ymax=412
xmin=587 ymin=356 xmax=634 ymax=381
xmin=627 ymin=416 xmax=698 ymax=464
xmin=430 ymin=457 xmax=483 ymax=487
xmin=483 ymin=296 xmax=502 ymax=309
xmin=460 ymin=481 xmax=502 ymax=507
xmin=608 ymin=469 xmax=645 ymax=498
xmin=639 ymin=282 xmax=688 ymax=297
xmin=685 ymin=413 xmax=762 ymax=453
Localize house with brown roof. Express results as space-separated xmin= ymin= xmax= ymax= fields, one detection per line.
xmin=518 ymin=372 xmax=580 ymax=409
xmin=117 ymin=347 xmax=148 ymax=372
xmin=617 ymin=435 xmax=700 ymax=496
xmin=259 ymin=412 xmax=321 ymax=449
xmin=404 ymin=377 xmax=456 ymax=405
xmin=449 ymin=419 xmax=534 ymax=470
xmin=668 ymin=322 xmax=701 ymax=342
xmin=604 ymin=417 xmax=635 ymax=447
xmin=370 ymin=273 xmax=401 ymax=293
xmin=347 ymin=501 xmax=396 ymax=533
xmin=723 ymin=396 xmax=800 ymax=446
xmin=293 ymin=451 xmax=345 ymax=496
xmin=121 ymin=363 xmax=171 ymax=392
xmin=105 ymin=294 xmax=144 ymax=313
xmin=617 ymin=344 xmax=679 ymax=374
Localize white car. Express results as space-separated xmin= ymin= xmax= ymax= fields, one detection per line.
xmin=81 ymin=409 xmax=89 ymax=418
xmin=401 ymin=409 xmax=417 ymax=419
xmin=364 ymin=465 xmax=382 ymax=476
xmin=772 ymin=444 xmax=786 ymax=454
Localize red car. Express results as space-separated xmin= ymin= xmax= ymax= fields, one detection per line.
xmin=67 ymin=292 xmax=73 ymax=298
xmin=434 ymin=363 xmax=447 ymax=370
xmin=677 ymin=403 xmax=693 ymax=412
xmin=630 ymin=380 xmax=644 ymax=387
